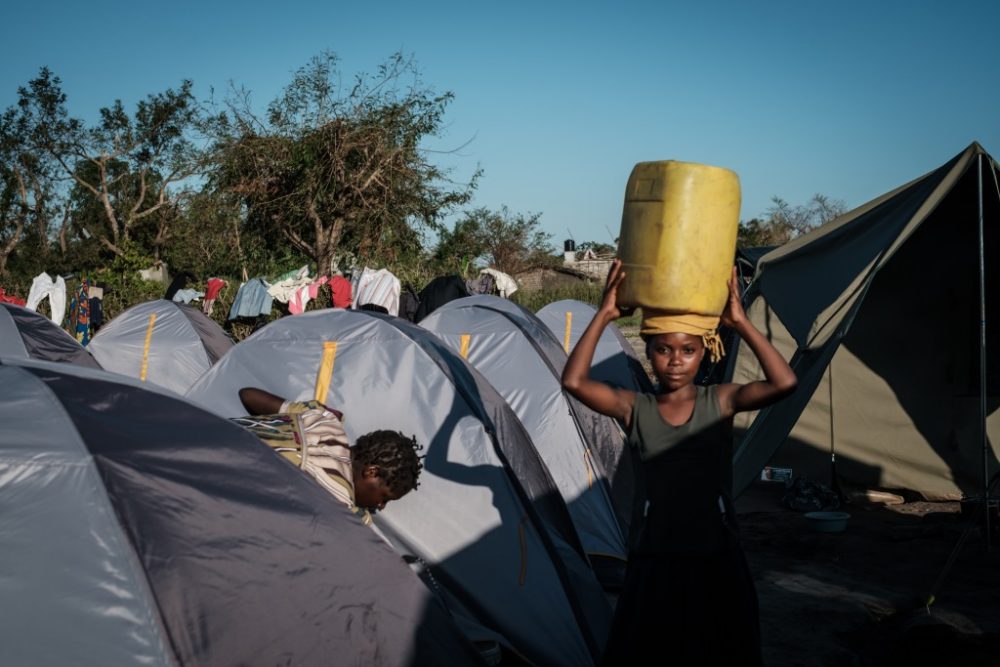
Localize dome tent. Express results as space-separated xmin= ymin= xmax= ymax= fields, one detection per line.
xmin=186 ymin=308 xmax=612 ymax=667
xmin=0 ymin=356 xmax=480 ymax=666
xmin=0 ymin=302 xmax=101 ymax=368
xmin=536 ymin=298 xmax=654 ymax=394
xmin=420 ymin=295 xmax=634 ymax=579
xmin=88 ymin=299 xmax=234 ymax=394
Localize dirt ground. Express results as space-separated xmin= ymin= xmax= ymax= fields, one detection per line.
xmin=736 ymin=482 xmax=1000 ymax=666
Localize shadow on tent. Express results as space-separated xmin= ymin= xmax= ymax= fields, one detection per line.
xmin=731 ymin=145 xmax=1000 ymax=502
xmin=390 ymin=337 xmax=613 ymax=666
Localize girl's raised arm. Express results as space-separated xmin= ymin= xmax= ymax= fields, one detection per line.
xmin=561 ymin=259 xmax=637 ymax=425
xmin=716 ymin=268 xmax=797 ymax=416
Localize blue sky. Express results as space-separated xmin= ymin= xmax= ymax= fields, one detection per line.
xmin=2 ymin=0 xmax=997 ymax=249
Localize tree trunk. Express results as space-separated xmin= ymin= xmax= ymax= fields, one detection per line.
xmin=0 ymin=218 xmax=25 ymax=277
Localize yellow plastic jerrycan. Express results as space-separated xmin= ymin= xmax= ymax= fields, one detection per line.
xmin=616 ymin=160 xmax=740 ymax=315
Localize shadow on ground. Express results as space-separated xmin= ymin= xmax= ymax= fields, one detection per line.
xmin=737 ymin=481 xmax=1000 ymax=667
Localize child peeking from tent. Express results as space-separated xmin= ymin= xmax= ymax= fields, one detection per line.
xmin=234 ymin=387 xmax=423 ymax=524
xmin=562 ymin=260 xmax=796 ymax=666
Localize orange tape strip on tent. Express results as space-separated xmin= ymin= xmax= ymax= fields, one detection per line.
xmin=314 ymin=341 xmax=337 ymax=405
xmin=139 ymin=313 xmax=157 ymax=382
xmin=563 ymin=311 xmax=572 ymax=354
xmin=459 ymin=334 xmax=471 ymax=359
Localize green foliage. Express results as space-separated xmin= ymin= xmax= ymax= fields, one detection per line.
xmin=738 ymin=194 xmax=847 ymax=248
xmin=17 ymin=67 xmax=206 ymax=258
xmin=434 ymin=206 xmax=557 ymax=277
xmin=163 ymin=190 xmax=248 ymax=278
xmin=212 ymin=51 xmax=479 ymax=275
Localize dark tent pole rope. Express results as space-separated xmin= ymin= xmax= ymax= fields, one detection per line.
xmin=977 ymin=153 xmax=992 ymax=550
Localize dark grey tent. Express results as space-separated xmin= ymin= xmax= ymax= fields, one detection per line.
xmin=420 ymin=295 xmax=634 ymax=579
xmin=88 ymin=299 xmax=234 ymax=394
xmin=186 ymin=308 xmax=612 ymax=667
xmin=0 ymin=357 xmax=481 ymax=666
xmin=730 ymin=142 xmax=1000 ymax=500
xmin=0 ymin=302 xmax=101 ymax=368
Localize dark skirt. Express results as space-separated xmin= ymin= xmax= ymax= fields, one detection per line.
xmin=600 ymin=546 xmax=763 ymax=666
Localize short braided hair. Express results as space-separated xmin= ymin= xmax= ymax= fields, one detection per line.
xmin=352 ymin=430 xmax=424 ymax=495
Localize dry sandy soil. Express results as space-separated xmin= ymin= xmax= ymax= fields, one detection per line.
xmin=737 ymin=482 xmax=1000 ymax=667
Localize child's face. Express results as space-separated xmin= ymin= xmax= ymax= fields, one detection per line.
xmin=647 ymin=332 xmax=705 ymax=391
xmin=354 ymin=467 xmax=403 ymax=512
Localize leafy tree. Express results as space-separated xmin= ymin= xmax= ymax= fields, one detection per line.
xmin=163 ymin=189 xmax=247 ymax=279
xmin=18 ymin=67 xmax=206 ymax=259
xmin=442 ymin=206 xmax=557 ymax=275
xmin=212 ymin=51 xmax=479 ymax=274
xmin=0 ymin=101 xmax=61 ymax=276
xmin=738 ymin=194 xmax=847 ymax=248
xmin=431 ymin=216 xmax=488 ymax=276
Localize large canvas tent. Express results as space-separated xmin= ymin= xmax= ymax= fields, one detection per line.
xmin=0 ymin=357 xmax=480 ymax=667
xmin=0 ymin=302 xmax=101 ymax=368
xmin=536 ymin=298 xmax=654 ymax=394
xmin=730 ymin=142 xmax=1000 ymax=500
xmin=420 ymin=296 xmax=633 ymax=574
xmin=88 ymin=299 xmax=234 ymax=394
xmin=186 ymin=308 xmax=612 ymax=667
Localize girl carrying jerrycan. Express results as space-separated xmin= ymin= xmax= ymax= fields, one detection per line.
xmin=562 ymin=160 xmax=796 ymax=665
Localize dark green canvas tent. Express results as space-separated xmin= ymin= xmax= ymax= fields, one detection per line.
xmin=730 ymin=142 xmax=1000 ymax=500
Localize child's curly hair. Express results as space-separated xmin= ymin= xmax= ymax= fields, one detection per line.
xmin=353 ymin=430 xmax=424 ymax=495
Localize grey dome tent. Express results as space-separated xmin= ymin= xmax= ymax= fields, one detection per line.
xmin=88 ymin=299 xmax=234 ymax=394
xmin=0 ymin=302 xmax=101 ymax=368
xmin=186 ymin=308 xmax=612 ymax=667
xmin=730 ymin=142 xmax=1000 ymax=501
xmin=536 ymin=298 xmax=654 ymax=394
xmin=420 ymin=295 xmax=633 ymax=577
xmin=0 ymin=356 xmax=481 ymax=667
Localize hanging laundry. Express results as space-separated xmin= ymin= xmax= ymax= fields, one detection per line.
xmin=480 ymin=268 xmax=518 ymax=298
xmin=67 ymin=279 xmax=91 ymax=345
xmin=88 ymin=285 xmax=105 ymax=334
xmin=267 ymin=266 xmax=312 ymax=304
xmin=26 ymin=272 xmax=67 ymax=326
xmin=351 ymin=267 xmax=401 ymax=316
xmin=172 ymin=288 xmax=204 ymax=304
xmin=465 ymin=272 xmax=497 ymax=296
xmin=329 ymin=275 xmax=353 ymax=308
xmin=138 ymin=261 xmax=169 ymax=283
xmin=398 ymin=283 xmax=420 ymax=322
xmin=203 ymin=278 xmax=229 ymax=316
xmin=0 ymin=288 xmax=26 ymax=306
xmin=228 ymin=278 xmax=274 ymax=320
xmin=288 ymin=275 xmax=329 ymax=315
xmin=164 ymin=271 xmax=194 ymax=301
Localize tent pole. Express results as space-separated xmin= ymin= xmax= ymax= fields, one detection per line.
xmin=828 ymin=364 xmax=841 ymax=500
xmin=977 ymin=153 xmax=992 ymax=550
